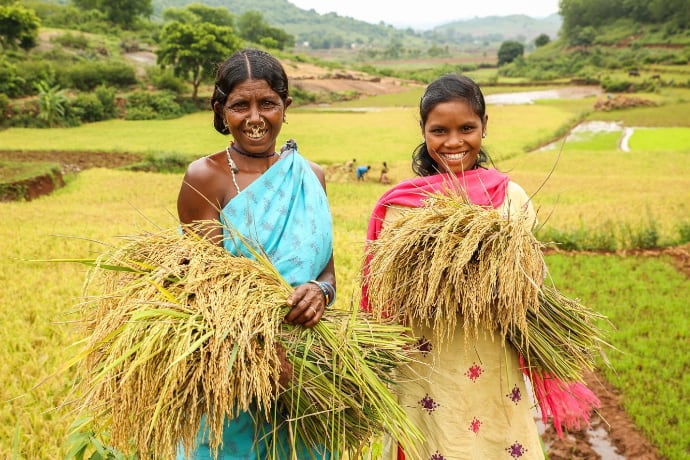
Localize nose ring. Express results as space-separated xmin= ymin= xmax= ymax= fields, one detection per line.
xmin=245 ymin=118 xmax=266 ymax=129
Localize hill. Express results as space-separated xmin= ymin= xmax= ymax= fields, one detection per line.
xmin=152 ymin=0 xmax=561 ymax=50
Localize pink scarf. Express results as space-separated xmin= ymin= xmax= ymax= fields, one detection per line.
xmin=365 ymin=168 xmax=510 ymax=246
xmin=361 ymin=168 xmax=600 ymax=441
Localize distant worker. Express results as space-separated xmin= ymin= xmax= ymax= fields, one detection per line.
xmin=380 ymin=161 xmax=390 ymax=184
xmin=356 ymin=165 xmax=371 ymax=181
xmin=345 ymin=158 xmax=356 ymax=172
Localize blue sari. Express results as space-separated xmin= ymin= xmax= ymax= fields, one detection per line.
xmin=178 ymin=149 xmax=333 ymax=459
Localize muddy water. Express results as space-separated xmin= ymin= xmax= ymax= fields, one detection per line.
xmin=486 ymin=86 xmax=602 ymax=105
xmin=525 ymin=376 xmax=626 ymax=459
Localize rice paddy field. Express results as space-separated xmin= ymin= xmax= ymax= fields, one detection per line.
xmin=1 ymin=85 xmax=689 ymax=459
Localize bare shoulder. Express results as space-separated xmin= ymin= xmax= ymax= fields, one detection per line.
xmin=178 ymin=152 xmax=229 ymax=210
xmin=307 ymin=160 xmax=326 ymax=188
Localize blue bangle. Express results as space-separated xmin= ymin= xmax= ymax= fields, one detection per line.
xmin=321 ymin=281 xmax=336 ymax=307
xmin=308 ymin=280 xmax=331 ymax=307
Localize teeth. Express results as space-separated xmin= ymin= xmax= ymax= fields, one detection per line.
xmin=444 ymin=152 xmax=467 ymax=160
xmin=247 ymin=125 xmax=266 ymax=139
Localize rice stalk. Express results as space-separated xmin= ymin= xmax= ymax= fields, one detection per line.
xmin=363 ymin=191 xmax=609 ymax=383
xmin=68 ymin=223 xmax=423 ymax=459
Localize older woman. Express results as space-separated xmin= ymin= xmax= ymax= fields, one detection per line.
xmin=176 ymin=48 xmax=335 ymax=459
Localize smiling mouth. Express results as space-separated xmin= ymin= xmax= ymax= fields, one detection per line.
xmin=442 ymin=151 xmax=469 ymax=161
xmin=245 ymin=119 xmax=268 ymax=139
xmin=246 ymin=125 xmax=267 ymax=139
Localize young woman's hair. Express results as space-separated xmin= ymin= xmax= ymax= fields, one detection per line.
xmin=412 ymin=73 xmax=490 ymax=176
xmin=211 ymin=48 xmax=289 ymax=135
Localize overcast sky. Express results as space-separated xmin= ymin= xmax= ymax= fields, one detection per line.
xmin=288 ymin=0 xmax=561 ymax=29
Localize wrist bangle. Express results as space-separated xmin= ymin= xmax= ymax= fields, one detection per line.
xmin=321 ymin=281 xmax=336 ymax=307
xmin=308 ymin=280 xmax=331 ymax=306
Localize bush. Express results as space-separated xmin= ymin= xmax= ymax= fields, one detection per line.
xmin=61 ymin=61 xmax=137 ymax=91
xmin=0 ymin=58 xmax=26 ymax=98
xmin=50 ymin=32 xmax=90 ymax=50
xmin=70 ymin=93 xmax=105 ymax=123
xmin=146 ymin=66 xmax=187 ymax=94
xmin=677 ymin=221 xmax=690 ymax=244
xmin=94 ymin=85 xmax=118 ymax=119
xmin=124 ymin=90 xmax=182 ymax=120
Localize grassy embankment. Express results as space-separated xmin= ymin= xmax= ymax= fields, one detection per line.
xmin=0 ymin=86 xmax=688 ymax=459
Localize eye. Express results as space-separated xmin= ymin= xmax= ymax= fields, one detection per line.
xmin=260 ymin=100 xmax=279 ymax=110
xmin=226 ymin=102 xmax=248 ymax=112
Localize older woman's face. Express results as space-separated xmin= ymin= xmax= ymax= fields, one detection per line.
xmin=221 ymin=79 xmax=291 ymax=155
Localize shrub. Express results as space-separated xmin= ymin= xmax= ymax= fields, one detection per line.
xmin=62 ymin=61 xmax=137 ymax=91
xmin=70 ymin=93 xmax=105 ymax=123
xmin=676 ymin=221 xmax=690 ymax=245
xmin=50 ymin=32 xmax=90 ymax=50
xmin=124 ymin=91 xmax=182 ymax=120
xmin=94 ymin=85 xmax=118 ymax=119
xmin=0 ymin=58 xmax=26 ymax=97
xmin=146 ymin=67 xmax=187 ymax=94
xmin=601 ymin=78 xmax=634 ymax=93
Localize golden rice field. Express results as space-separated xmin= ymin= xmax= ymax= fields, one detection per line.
xmin=0 ymin=86 xmax=689 ymax=458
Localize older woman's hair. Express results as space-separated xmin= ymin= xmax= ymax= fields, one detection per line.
xmin=412 ymin=74 xmax=489 ymax=176
xmin=211 ymin=48 xmax=289 ymax=135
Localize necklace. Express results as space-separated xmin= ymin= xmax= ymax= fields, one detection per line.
xmin=225 ymin=147 xmax=241 ymax=194
xmin=230 ymin=143 xmax=276 ymax=159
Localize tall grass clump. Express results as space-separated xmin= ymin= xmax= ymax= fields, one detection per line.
xmin=61 ymin=222 xmax=422 ymax=459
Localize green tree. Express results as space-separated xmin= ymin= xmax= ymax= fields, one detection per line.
xmin=163 ymin=3 xmax=234 ymax=28
xmin=156 ymin=21 xmax=242 ymax=102
xmin=0 ymin=3 xmax=40 ymax=51
xmin=534 ymin=33 xmax=550 ymax=48
xmin=497 ymin=40 xmax=524 ymax=66
xmin=237 ymin=10 xmax=293 ymax=50
xmin=72 ymin=0 xmax=152 ymax=29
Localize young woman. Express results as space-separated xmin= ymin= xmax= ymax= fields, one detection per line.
xmin=362 ymin=74 xmax=544 ymax=459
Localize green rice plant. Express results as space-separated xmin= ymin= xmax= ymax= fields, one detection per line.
xmin=545 ymin=253 xmax=690 ymax=460
xmin=58 ymin=222 xmax=422 ymax=459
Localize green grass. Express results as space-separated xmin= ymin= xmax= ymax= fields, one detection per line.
xmin=545 ymin=253 xmax=690 ymax=460
xmin=0 ymin=161 xmax=61 ymax=182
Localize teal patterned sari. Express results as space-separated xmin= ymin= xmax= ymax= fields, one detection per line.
xmin=178 ymin=148 xmax=333 ymax=459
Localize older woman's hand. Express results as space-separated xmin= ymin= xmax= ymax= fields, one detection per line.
xmin=284 ymin=282 xmax=326 ymax=327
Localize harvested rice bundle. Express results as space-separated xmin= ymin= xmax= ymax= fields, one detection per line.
xmin=364 ymin=191 xmax=608 ymax=383
xmin=70 ymin=224 xmax=422 ymax=459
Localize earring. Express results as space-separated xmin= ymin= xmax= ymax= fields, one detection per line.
xmin=482 ymin=132 xmax=486 ymax=138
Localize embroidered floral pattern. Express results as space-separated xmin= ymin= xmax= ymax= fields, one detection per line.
xmin=507 ymin=384 xmax=522 ymax=404
xmin=506 ymin=442 xmax=527 ymax=458
xmin=469 ymin=416 xmax=482 ymax=434
xmin=430 ymin=452 xmax=446 ymax=460
xmin=464 ymin=362 xmax=483 ymax=382
xmin=416 ymin=336 xmax=433 ymax=356
xmin=419 ymin=394 xmax=439 ymax=414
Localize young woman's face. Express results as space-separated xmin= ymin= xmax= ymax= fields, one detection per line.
xmin=422 ymin=99 xmax=487 ymax=174
xmin=221 ymin=79 xmax=291 ymax=155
